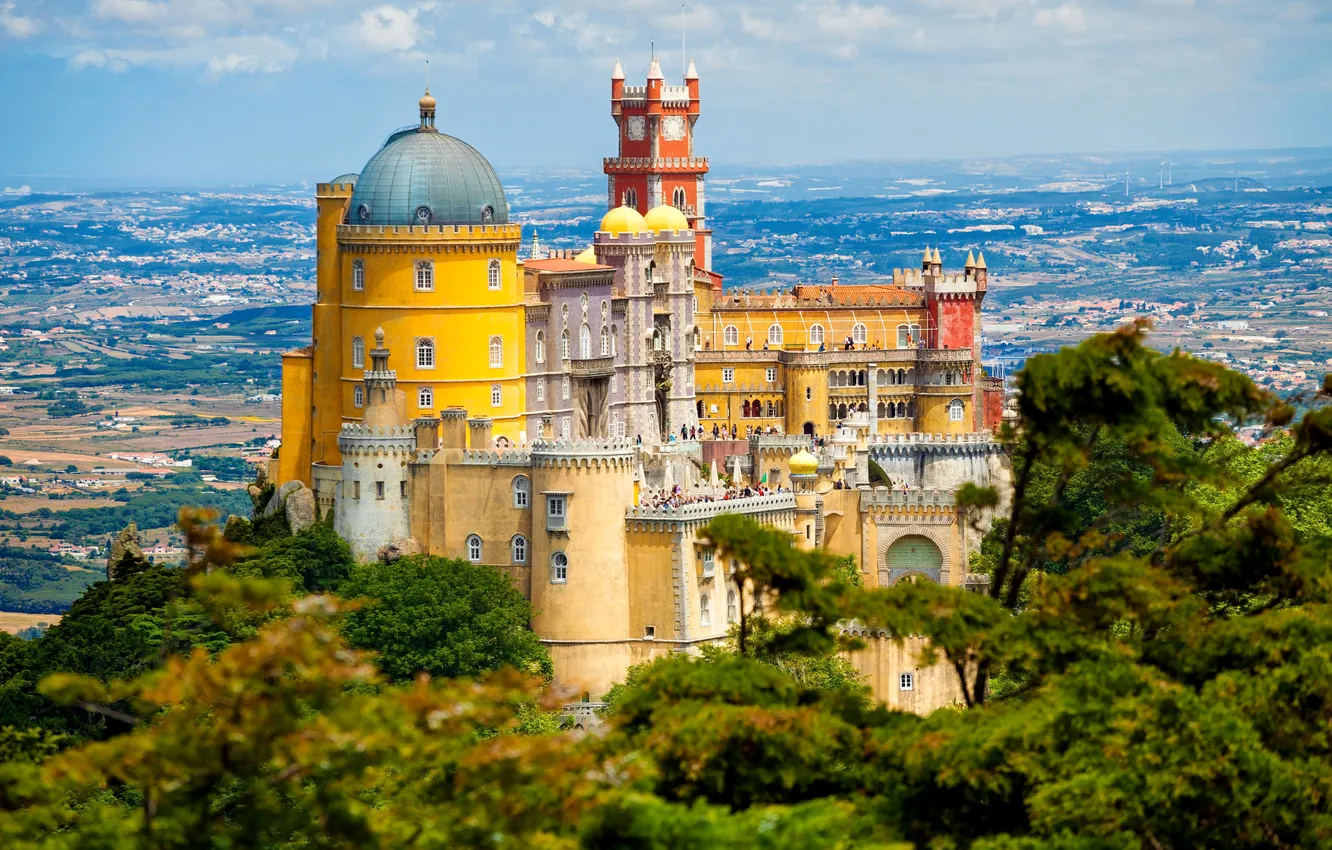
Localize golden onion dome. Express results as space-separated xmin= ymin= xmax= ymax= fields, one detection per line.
xmin=788 ymin=448 xmax=818 ymax=476
xmin=599 ymin=204 xmax=648 ymax=235
xmin=419 ymin=89 xmax=437 ymax=111
xmin=574 ymin=246 xmax=597 ymax=264
xmin=644 ymin=203 xmax=690 ymax=233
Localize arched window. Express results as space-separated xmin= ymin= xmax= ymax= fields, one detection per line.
xmin=767 ymin=324 xmax=783 ymax=347
xmin=673 ymin=186 xmax=687 ymax=209
xmin=949 ymin=399 xmax=965 ymax=422
xmin=489 ymin=336 xmax=503 ymax=368
xmin=624 ymin=188 xmax=637 ymax=209
xmin=741 ymin=400 xmax=751 ymax=418
xmin=351 ymin=336 xmax=365 ymax=368
xmin=766 ymin=400 xmax=776 ymax=417
xmin=699 ymin=593 xmax=711 ymax=627
xmin=487 ymin=258 xmax=501 ymax=291
xmin=692 ymin=295 xmax=698 ymax=313
xmin=560 ymin=329 xmax=570 ymax=360
xmin=535 ymin=379 xmax=545 ymax=402
xmin=562 ymin=376 xmax=570 ymax=400
xmin=809 ymin=324 xmax=824 ymax=346
xmin=898 ymin=369 xmax=906 ymax=384
xmin=877 ymin=402 xmax=887 ymax=418
xmin=693 ymin=327 xmax=702 ymax=351
xmin=722 ymin=325 xmax=737 ymax=347
xmin=534 ymin=330 xmax=545 ymax=364
xmin=945 ymin=371 xmax=954 ymax=386
xmin=600 ymin=325 xmax=611 ymax=356
xmin=611 ymin=325 xmax=618 ymax=356
xmin=852 ymin=322 xmax=867 ymax=345
xmin=415 ymin=260 xmax=434 ymax=291
xmin=416 ymin=338 xmax=435 ymax=369
xmin=512 ymin=476 xmax=530 ymax=508
xmin=806 ymin=386 xmax=812 ymax=401
xmin=551 ymin=551 xmax=568 ymax=583
xmin=579 ymin=324 xmax=592 ymax=359
xmin=351 ymin=259 xmax=365 ymax=291
xmin=466 ymin=534 xmax=483 ymax=563
xmin=652 ymin=327 xmax=663 ymax=351
xmin=511 ymin=535 xmax=527 ymax=564
xmin=353 ymin=385 xmax=364 ymax=408
xmin=418 ymin=386 xmax=433 ymax=409
xmin=838 ymin=403 xmax=848 ymax=419
xmin=897 ymin=323 xmax=922 ymax=348
xmin=491 ymin=384 xmax=502 ymax=407
xmin=726 ymin=589 xmax=737 ymax=624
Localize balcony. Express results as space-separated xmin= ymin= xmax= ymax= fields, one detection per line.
xmin=570 ymin=356 xmax=615 ymax=379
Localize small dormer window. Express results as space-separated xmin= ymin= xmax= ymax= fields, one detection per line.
xmin=415 ymin=205 xmax=432 ymax=223
xmin=481 ymin=205 xmax=495 ymax=224
xmin=357 ymin=204 xmax=370 ymax=222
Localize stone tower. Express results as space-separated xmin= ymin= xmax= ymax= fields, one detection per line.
xmin=335 ymin=327 xmax=415 ymax=562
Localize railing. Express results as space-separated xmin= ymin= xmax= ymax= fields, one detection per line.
xmin=570 ymin=356 xmax=615 ymax=379
xmin=626 ymin=492 xmax=797 ymax=523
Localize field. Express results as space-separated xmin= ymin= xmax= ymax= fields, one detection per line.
xmin=0 ymin=611 xmax=62 ymax=635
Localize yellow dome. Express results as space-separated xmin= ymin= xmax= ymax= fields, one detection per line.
xmin=599 ymin=205 xmax=648 ymax=235
xmin=574 ymin=246 xmax=597 ymax=264
xmin=644 ymin=204 xmax=690 ymax=233
xmin=788 ymin=448 xmax=818 ymax=476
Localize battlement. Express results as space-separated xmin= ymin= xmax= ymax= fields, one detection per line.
xmin=593 ymin=230 xmax=657 ymax=247
xmin=751 ymin=435 xmax=814 ymax=454
xmin=530 ymin=437 xmax=636 ymax=468
xmin=316 ymin=182 xmax=357 ymax=195
xmin=660 ymin=84 xmax=691 ymax=105
xmin=336 ymin=223 xmax=523 ymax=245
xmin=603 ymin=156 xmax=709 ymax=173
xmin=711 ymin=289 xmax=922 ymax=310
xmin=458 ymin=448 xmax=533 ymax=466
xmin=338 ymin=423 xmax=416 ymax=456
xmin=869 ymin=432 xmax=1004 ymax=457
xmin=928 ymin=274 xmax=982 ymax=296
xmin=859 ymin=487 xmax=957 ymax=509
xmin=626 ymin=492 xmax=797 ymax=528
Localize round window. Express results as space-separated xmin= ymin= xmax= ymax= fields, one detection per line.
xmin=415 ymin=205 xmax=432 ymax=222
xmin=357 ymin=204 xmax=370 ymax=221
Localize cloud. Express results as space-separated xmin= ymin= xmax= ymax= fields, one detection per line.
xmin=1034 ymin=3 xmax=1088 ymax=32
xmin=357 ymin=5 xmax=426 ymax=53
xmin=3 ymin=185 xmax=33 ymax=196
xmin=0 ymin=1 xmax=41 ymax=38
xmin=69 ymin=35 xmax=302 ymax=75
xmin=91 ymin=0 xmax=168 ymax=25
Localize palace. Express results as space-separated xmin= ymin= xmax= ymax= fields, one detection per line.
xmin=274 ymin=59 xmax=1010 ymax=711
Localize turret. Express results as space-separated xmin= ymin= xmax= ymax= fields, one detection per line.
xmin=685 ymin=59 xmax=700 ymax=114
xmin=646 ymin=57 xmax=664 ymax=114
xmin=610 ymin=59 xmax=624 ymax=107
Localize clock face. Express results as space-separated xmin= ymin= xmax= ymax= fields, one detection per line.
xmin=626 ymin=116 xmax=646 ymax=141
xmin=662 ymin=115 xmax=686 ymax=142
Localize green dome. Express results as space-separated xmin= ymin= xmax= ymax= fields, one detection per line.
xmin=349 ymin=130 xmax=509 ymax=227
xmin=328 ymin=172 xmax=359 ymax=186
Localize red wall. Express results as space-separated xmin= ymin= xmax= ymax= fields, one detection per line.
xmin=938 ymin=298 xmax=975 ymax=351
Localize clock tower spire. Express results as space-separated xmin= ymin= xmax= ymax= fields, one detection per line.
xmin=605 ymin=55 xmax=713 ymax=275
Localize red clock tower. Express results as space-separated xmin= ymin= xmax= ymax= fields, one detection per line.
xmin=606 ymin=56 xmax=713 ymax=274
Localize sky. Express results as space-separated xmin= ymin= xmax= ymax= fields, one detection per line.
xmin=0 ymin=0 xmax=1329 ymax=187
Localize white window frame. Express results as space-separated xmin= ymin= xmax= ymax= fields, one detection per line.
xmin=466 ymin=534 xmax=483 ymax=563
xmin=852 ymin=323 xmax=868 ymax=345
xmin=611 ymin=325 xmax=618 ymax=357
xmin=351 ymin=336 xmax=365 ymax=369
xmin=487 ymin=258 xmax=502 ymax=291
xmin=722 ymin=367 xmax=734 ymax=383
xmin=767 ymin=324 xmax=783 ymax=347
xmin=727 ymin=589 xmax=737 ymax=624
xmin=562 ymin=376 xmax=570 ymax=400
xmin=809 ymin=324 xmax=824 ymax=346
xmin=701 ymin=549 xmax=715 ymax=577
xmin=534 ymin=330 xmax=545 ymax=364
xmin=560 ymin=329 xmax=570 ymax=360
xmin=415 ymin=260 xmax=434 ymax=292
xmin=416 ymin=338 xmax=435 ymax=369
xmin=900 ymin=672 xmax=914 ymax=691
xmin=766 ymin=367 xmax=777 ymax=383
xmin=551 ymin=551 xmax=568 ymax=583
xmin=724 ymin=325 xmax=738 ymax=347
xmin=949 ymin=399 xmax=965 ymax=422
xmin=547 ymin=494 xmax=566 ymax=531
xmin=673 ymin=186 xmax=687 ymax=209
xmin=699 ymin=593 xmax=711 ymax=628
xmin=579 ymin=323 xmax=592 ymax=359
xmin=600 ymin=326 xmax=611 ymax=356
xmin=491 ymin=384 xmax=502 ymax=407
xmin=351 ymin=259 xmax=365 ymax=291
xmin=535 ymin=380 xmax=545 ymax=402
xmin=418 ymin=386 xmax=433 ymax=409
xmin=511 ymin=535 xmax=527 ymax=564
xmin=489 ymin=335 xmax=503 ymax=368
xmin=512 ymin=475 xmax=530 ymax=508
xmin=353 ymin=384 xmax=364 ymax=408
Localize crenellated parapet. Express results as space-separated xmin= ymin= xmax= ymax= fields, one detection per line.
xmin=530 ymin=437 xmax=636 ymax=469
xmin=336 ymin=223 xmax=522 ymax=254
xmin=869 ymin=432 xmax=1003 ymax=457
xmin=861 ymin=486 xmax=956 ymax=511
xmin=458 ymin=448 xmax=534 ymax=466
xmin=626 ymin=492 xmax=797 ymax=532
xmin=338 ymin=423 xmax=416 ymax=456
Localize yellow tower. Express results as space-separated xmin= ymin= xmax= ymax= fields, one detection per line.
xmin=285 ymin=90 xmax=527 ymax=486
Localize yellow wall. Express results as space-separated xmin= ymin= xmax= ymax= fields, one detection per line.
xmin=277 ymin=351 xmax=313 ymax=487
xmin=701 ymin=307 xmax=928 ymax=353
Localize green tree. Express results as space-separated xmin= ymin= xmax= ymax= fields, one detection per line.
xmin=339 ymin=555 xmax=553 ymax=683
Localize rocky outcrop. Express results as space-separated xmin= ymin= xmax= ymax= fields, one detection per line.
xmin=284 ymin=485 xmax=317 ymax=534
xmin=264 ymin=480 xmax=303 ymax=518
xmin=106 ymin=522 xmax=146 ymax=581
xmin=377 ymin=538 xmax=422 ymax=565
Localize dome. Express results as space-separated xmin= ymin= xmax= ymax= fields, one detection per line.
xmin=574 ymin=246 xmax=597 ymax=264
xmin=644 ymin=204 xmax=689 ymax=233
xmin=599 ymin=204 xmax=648 ymax=235
xmin=349 ymin=130 xmax=509 ymax=227
xmin=329 ymin=172 xmax=359 ymax=186
xmin=788 ymin=448 xmax=818 ymax=476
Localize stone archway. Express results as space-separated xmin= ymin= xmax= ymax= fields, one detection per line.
xmin=877 ymin=528 xmax=951 ymax=587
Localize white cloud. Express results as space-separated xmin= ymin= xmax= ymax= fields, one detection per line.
xmin=0 ymin=1 xmax=41 ymax=38
xmin=91 ymin=0 xmax=167 ymax=25
xmin=357 ymin=5 xmax=425 ymax=53
xmin=3 ymin=185 xmax=33 ymax=196
xmin=1034 ymin=3 xmax=1088 ymax=32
